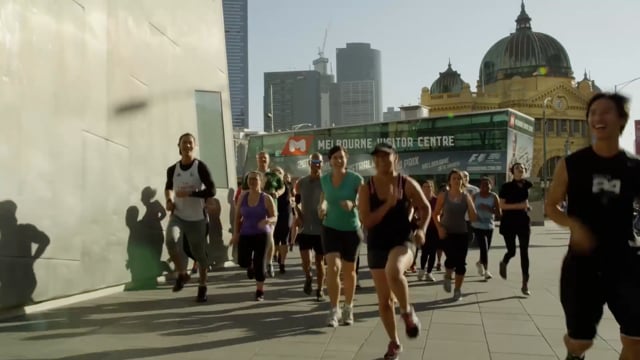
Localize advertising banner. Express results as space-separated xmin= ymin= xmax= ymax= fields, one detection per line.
xmin=505 ymin=128 xmax=534 ymax=177
xmin=276 ymin=133 xmax=460 ymax=157
xmin=268 ymin=150 xmax=507 ymax=178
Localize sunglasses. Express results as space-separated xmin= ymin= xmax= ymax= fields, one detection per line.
xmin=310 ymin=160 xmax=322 ymax=165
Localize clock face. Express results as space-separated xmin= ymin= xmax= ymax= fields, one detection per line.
xmin=553 ymin=96 xmax=567 ymax=111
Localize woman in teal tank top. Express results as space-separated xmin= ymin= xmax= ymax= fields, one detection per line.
xmin=319 ymin=145 xmax=364 ymax=328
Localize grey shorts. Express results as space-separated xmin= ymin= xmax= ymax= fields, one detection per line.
xmin=165 ymin=215 xmax=208 ymax=269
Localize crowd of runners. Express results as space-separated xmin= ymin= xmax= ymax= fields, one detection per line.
xmin=161 ymin=92 xmax=640 ymax=360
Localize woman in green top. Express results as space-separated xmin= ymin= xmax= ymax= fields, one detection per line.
xmin=319 ymin=145 xmax=364 ymax=328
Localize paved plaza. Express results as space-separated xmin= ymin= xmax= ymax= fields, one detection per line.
xmin=0 ymin=222 xmax=623 ymax=360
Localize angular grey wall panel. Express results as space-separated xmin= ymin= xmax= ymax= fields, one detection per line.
xmin=0 ymin=0 xmax=236 ymax=310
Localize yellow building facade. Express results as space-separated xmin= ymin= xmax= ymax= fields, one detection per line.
xmin=420 ymin=2 xmax=600 ymax=180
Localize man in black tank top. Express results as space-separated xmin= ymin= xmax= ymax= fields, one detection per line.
xmin=546 ymin=93 xmax=640 ymax=360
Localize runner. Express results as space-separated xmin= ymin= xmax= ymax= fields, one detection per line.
xmin=432 ymin=169 xmax=478 ymax=300
xmin=358 ymin=142 xmax=431 ymax=360
xmin=417 ymin=180 xmax=439 ymax=282
xmin=271 ymin=167 xmax=293 ymax=274
xmin=498 ymin=162 xmax=533 ymax=295
xmin=232 ymin=171 xmax=277 ymax=301
xmin=462 ymin=170 xmax=479 ymax=247
xmin=241 ymin=151 xmax=284 ymax=278
xmin=164 ymin=133 xmax=215 ymax=302
xmin=472 ymin=177 xmax=501 ymax=281
xmin=294 ymin=153 xmax=326 ymax=301
xmin=546 ymin=92 xmax=640 ymax=360
xmin=320 ymin=145 xmax=364 ymax=327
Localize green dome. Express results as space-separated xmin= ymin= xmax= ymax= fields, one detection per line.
xmin=431 ymin=61 xmax=465 ymax=94
xmin=479 ymin=1 xmax=573 ymax=86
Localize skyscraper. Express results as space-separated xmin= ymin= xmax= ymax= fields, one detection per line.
xmin=223 ymin=0 xmax=249 ymax=129
xmin=312 ymin=54 xmax=335 ymax=128
xmin=336 ymin=43 xmax=382 ymax=125
xmin=264 ymin=71 xmax=322 ymax=132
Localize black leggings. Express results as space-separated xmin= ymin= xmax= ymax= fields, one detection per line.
xmin=473 ymin=228 xmax=493 ymax=268
xmin=501 ymin=228 xmax=531 ymax=279
xmin=444 ymin=233 xmax=469 ymax=275
xmin=420 ymin=231 xmax=439 ymax=273
xmin=238 ymin=233 xmax=268 ymax=282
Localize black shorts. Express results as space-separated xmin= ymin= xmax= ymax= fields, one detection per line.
xmin=297 ymin=233 xmax=324 ymax=255
xmin=560 ymin=252 xmax=640 ymax=340
xmin=368 ymin=241 xmax=416 ymax=270
xmin=273 ymin=222 xmax=290 ymax=246
xmin=321 ymin=226 xmax=362 ymax=263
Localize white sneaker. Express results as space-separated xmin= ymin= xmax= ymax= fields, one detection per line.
xmin=327 ymin=308 xmax=341 ymax=328
xmin=484 ymin=271 xmax=493 ymax=280
xmin=453 ymin=288 xmax=463 ymax=301
xmin=426 ymin=273 xmax=435 ymax=282
xmin=476 ymin=261 xmax=485 ymax=276
xmin=342 ymin=305 xmax=354 ymax=326
xmin=417 ymin=269 xmax=425 ymax=281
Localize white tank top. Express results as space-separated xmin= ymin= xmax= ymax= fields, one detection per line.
xmin=173 ymin=160 xmax=205 ymax=221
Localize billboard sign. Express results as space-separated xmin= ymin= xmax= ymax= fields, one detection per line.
xmin=269 ymin=150 xmax=507 ymax=178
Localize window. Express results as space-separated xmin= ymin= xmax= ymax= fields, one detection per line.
xmin=195 ymin=90 xmax=228 ymax=188
xmin=535 ymin=118 xmax=542 ymax=133
xmin=546 ymin=119 xmax=555 ymax=135
xmin=557 ymin=119 xmax=568 ymax=133
xmin=572 ymin=120 xmax=581 ymax=135
xmin=471 ymin=115 xmax=491 ymax=124
xmin=492 ymin=112 xmax=508 ymax=124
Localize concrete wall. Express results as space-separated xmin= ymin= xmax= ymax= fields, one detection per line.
xmin=0 ymin=0 xmax=236 ymax=310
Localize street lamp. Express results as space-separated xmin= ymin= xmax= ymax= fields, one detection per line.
xmin=614 ymin=77 xmax=640 ymax=93
xmin=542 ymin=97 xmax=552 ymax=208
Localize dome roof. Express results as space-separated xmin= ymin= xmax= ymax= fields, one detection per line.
xmin=478 ymin=1 xmax=573 ymax=86
xmin=431 ymin=61 xmax=465 ymax=94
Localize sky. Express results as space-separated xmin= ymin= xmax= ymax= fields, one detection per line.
xmin=246 ymin=0 xmax=640 ymax=152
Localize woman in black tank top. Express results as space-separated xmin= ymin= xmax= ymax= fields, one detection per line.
xmin=357 ymin=143 xmax=431 ymax=360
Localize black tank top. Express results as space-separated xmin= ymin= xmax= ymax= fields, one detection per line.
xmin=565 ymin=146 xmax=640 ymax=260
xmin=367 ymin=175 xmax=412 ymax=250
xmin=276 ymin=184 xmax=292 ymax=226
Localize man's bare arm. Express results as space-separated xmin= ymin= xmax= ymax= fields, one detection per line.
xmin=545 ymin=158 xmax=572 ymax=227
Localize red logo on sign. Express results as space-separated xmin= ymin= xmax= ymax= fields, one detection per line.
xmin=281 ymin=136 xmax=314 ymax=156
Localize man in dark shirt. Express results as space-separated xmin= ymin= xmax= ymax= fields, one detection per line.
xmin=546 ymin=93 xmax=640 ymax=360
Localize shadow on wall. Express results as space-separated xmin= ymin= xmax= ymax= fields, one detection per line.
xmin=228 ymin=186 xmax=240 ymax=263
xmin=0 ymin=200 xmax=50 ymax=310
xmin=182 ymin=196 xmax=233 ymax=269
xmin=124 ymin=187 xmax=169 ymax=291
xmin=227 ymin=187 xmax=236 ymax=235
